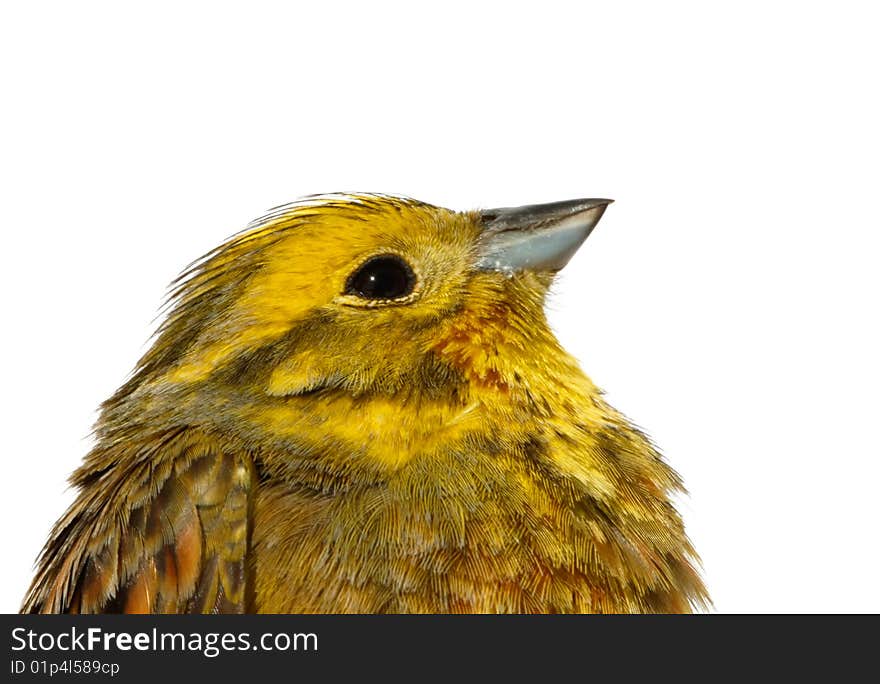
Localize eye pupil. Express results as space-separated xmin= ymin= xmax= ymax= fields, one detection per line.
xmin=345 ymin=255 xmax=415 ymax=300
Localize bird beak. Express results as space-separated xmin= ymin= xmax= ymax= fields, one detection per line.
xmin=475 ymin=198 xmax=613 ymax=273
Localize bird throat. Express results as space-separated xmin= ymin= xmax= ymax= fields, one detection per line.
xmin=237 ymin=294 xmax=575 ymax=475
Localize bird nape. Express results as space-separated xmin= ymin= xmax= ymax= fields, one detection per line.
xmin=23 ymin=193 xmax=709 ymax=614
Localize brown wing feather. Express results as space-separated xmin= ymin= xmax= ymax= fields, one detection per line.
xmin=21 ymin=428 xmax=253 ymax=614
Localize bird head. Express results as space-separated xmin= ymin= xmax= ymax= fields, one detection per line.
xmin=106 ymin=194 xmax=611 ymax=453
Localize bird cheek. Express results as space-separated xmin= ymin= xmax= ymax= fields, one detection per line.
xmin=266 ymin=352 xmax=342 ymax=396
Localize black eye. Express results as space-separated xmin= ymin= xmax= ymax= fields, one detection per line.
xmin=345 ymin=255 xmax=416 ymax=300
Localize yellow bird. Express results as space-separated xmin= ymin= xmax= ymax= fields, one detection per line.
xmin=23 ymin=194 xmax=708 ymax=613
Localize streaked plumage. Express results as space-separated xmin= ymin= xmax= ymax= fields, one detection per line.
xmin=23 ymin=194 xmax=708 ymax=613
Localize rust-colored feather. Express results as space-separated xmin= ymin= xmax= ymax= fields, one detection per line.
xmin=22 ymin=429 xmax=253 ymax=614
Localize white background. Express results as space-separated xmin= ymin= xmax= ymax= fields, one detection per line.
xmin=2 ymin=2 xmax=878 ymax=614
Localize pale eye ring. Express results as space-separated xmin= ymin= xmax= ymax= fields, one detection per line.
xmin=344 ymin=254 xmax=416 ymax=300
